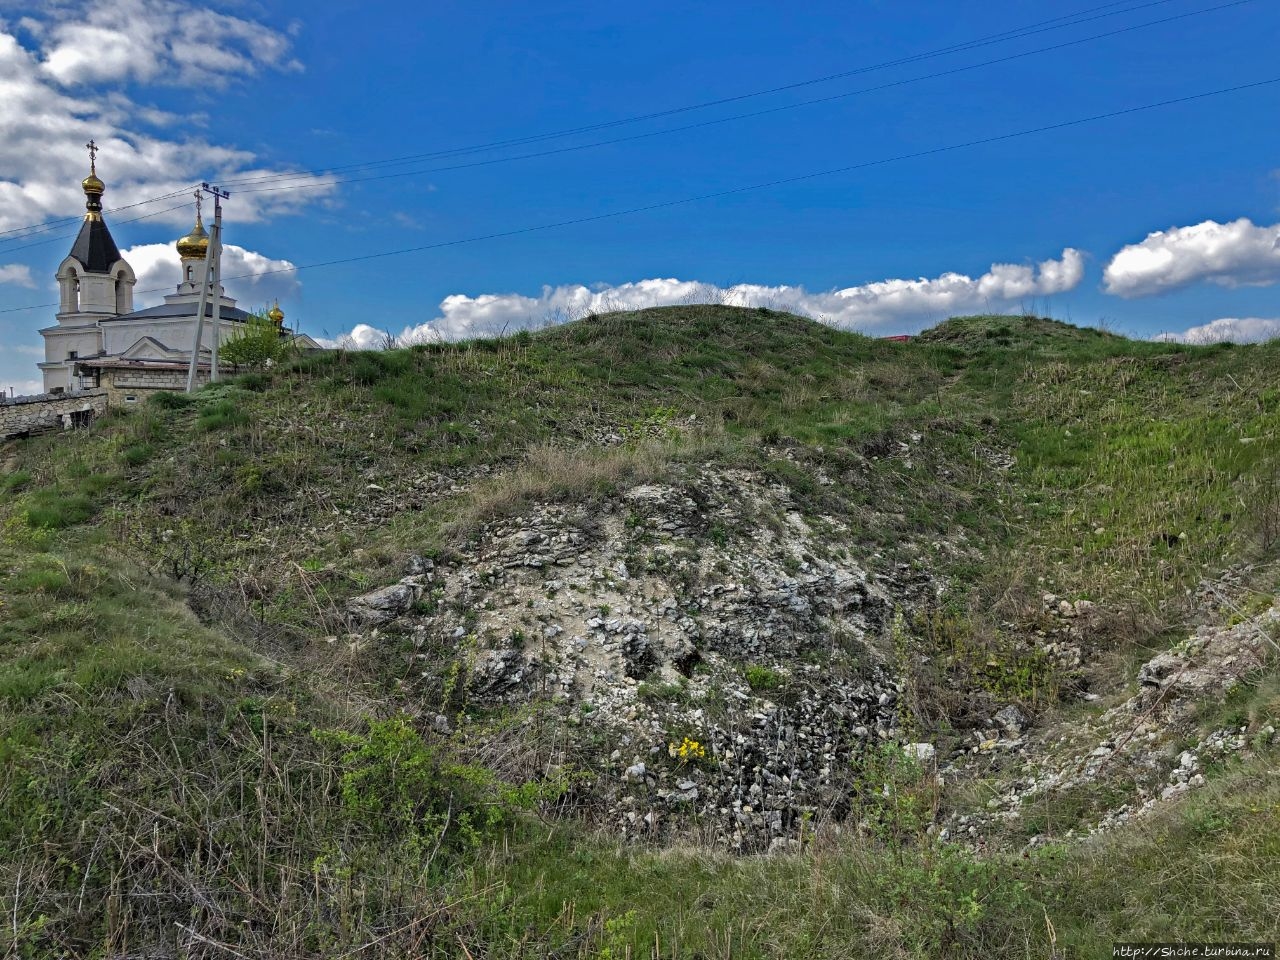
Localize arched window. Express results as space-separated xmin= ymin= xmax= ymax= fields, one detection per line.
xmin=113 ymin=266 xmax=135 ymax=314
xmin=59 ymin=266 xmax=80 ymax=313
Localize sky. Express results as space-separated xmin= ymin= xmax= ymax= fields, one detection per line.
xmin=1 ymin=0 xmax=1279 ymax=394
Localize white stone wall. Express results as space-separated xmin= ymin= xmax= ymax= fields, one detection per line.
xmin=77 ymin=273 xmax=117 ymax=314
xmin=100 ymin=314 xmax=242 ymax=356
xmin=40 ymin=322 xmax=105 ymax=393
xmin=43 ymin=323 xmax=104 ymax=358
xmin=0 ymin=390 xmax=108 ymax=440
xmin=40 ymin=321 xmax=104 ymax=391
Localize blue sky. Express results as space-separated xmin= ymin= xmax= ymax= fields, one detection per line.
xmin=1 ymin=0 xmax=1278 ymax=393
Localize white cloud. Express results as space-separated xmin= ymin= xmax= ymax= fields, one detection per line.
xmin=315 ymin=323 xmax=407 ymax=350
xmin=38 ymin=0 xmax=301 ymax=88
xmin=1103 ymin=218 xmax=1280 ymax=298
xmin=120 ymin=240 xmax=300 ymax=308
xmin=0 ymin=7 xmax=335 ymax=239
xmin=0 ymin=264 xmax=34 ymax=287
xmin=1152 ymin=317 xmax=1280 ymax=344
xmin=3 ymin=378 xmax=45 ymax=399
xmin=321 ymin=249 xmax=1085 ymax=347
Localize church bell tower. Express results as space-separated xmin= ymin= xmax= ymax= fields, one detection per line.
xmin=38 ymin=141 xmax=136 ymax=393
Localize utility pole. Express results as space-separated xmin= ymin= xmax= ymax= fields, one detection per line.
xmin=185 ymin=183 xmax=231 ymax=392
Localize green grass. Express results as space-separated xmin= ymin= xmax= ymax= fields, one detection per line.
xmin=21 ymin=489 xmax=96 ymax=528
xmin=745 ymin=663 xmax=785 ymax=692
xmin=437 ymin=751 xmax=1280 ymax=958
xmin=1 ymin=307 xmax=1278 ymax=956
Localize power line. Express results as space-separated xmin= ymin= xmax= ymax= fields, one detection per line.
xmin=227 ymin=0 xmax=1256 ymax=197
xmin=0 ymin=202 xmax=194 ymax=257
xmin=0 ymin=0 xmax=1231 ymax=245
xmin=0 ymin=187 xmax=197 ymax=244
xmin=3 ymin=75 xmax=1274 ymax=317
xmin=0 ymin=0 xmax=1252 ymax=259
xmin=214 ymin=0 xmax=1185 ymax=189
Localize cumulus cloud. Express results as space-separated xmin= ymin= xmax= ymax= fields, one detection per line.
xmin=3 ymin=378 xmax=46 ymax=399
xmin=1103 ymin=218 xmax=1280 ymax=298
xmin=319 ymin=249 xmax=1085 ymax=347
xmin=0 ymin=264 xmax=34 ymax=287
xmin=36 ymin=0 xmax=301 ymax=88
xmin=121 ymin=240 xmax=300 ymax=308
xmin=0 ymin=7 xmax=334 ymax=239
xmin=315 ymin=323 xmax=405 ymax=350
xmin=1152 ymin=317 xmax=1280 ymax=344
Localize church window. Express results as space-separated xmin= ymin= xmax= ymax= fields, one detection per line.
xmin=68 ymin=350 xmax=78 ymax=360
xmin=60 ymin=270 xmax=80 ymax=313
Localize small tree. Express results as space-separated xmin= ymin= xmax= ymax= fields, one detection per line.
xmin=221 ymin=310 xmax=294 ymax=368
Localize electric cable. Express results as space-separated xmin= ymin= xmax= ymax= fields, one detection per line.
xmin=2 ymin=75 xmax=1273 ymax=316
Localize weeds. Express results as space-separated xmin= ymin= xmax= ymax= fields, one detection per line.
xmin=1 ymin=307 xmax=1278 ymax=957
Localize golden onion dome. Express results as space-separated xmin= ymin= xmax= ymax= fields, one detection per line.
xmin=81 ymin=141 xmax=106 ymax=220
xmin=176 ymin=213 xmax=209 ymax=260
xmin=267 ymin=300 xmax=285 ymax=325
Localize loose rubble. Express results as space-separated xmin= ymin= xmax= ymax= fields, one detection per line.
xmin=335 ymin=454 xmax=1278 ymax=854
xmin=356 ymin=468 xmax=935 ymax=849
xmin=942 ymin=595 xmax=1278 ymax=847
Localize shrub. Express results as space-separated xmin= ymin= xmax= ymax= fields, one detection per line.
xmin=120 ymin=442 xmax=154 ymax=467
xmin=196 ymin=398 xmax=249 ymax=432
xmin=24 ymin=491 xmax=94 ymax=529
xmin=220 ymin=314 xmax=295 ymax=369
xmin=1 ymin=470 xmax=32 ymax=493
xmin=147 ymin=390 xmax=193 ymax=410
xmin=745 ymin=664 xmax=784 ymax=692
xmin=313 ymin=715 xmax=520 ymax=857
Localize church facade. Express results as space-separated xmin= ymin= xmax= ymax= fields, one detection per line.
xmin=37 ymin=148 xmax=311 ymax=402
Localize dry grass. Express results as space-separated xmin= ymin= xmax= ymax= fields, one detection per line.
xmin=441 ymin=432 xmax=728 ymax=543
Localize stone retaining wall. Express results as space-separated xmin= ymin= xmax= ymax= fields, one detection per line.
xmin=0 ymin=389 xmax=108 ymax=441
xmin=98 ymin=367 xmax=205 ymax=405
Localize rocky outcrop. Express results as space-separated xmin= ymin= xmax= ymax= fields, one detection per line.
xmin=335 ymin=448 xmax=1279 ymax=854
xmin=941 ymin=595 xmax=1279 ymax=847
xmin=348 ymin=468 xmax=926 ymax=849
xmin=346 ymin=560 xmax=434 ymax=625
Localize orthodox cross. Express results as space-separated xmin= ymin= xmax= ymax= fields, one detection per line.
xmin=86 ymin=139 xmax=98 ymax=174
xmin=194 ymin=189 xmax=202 ymax=220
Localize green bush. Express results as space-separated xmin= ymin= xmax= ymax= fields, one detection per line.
xmin=1 ymin=470 xmax=32 ymax=493
xmin=120 ymin=442 xmax=154 ymax=466
xmin=313 ymin=715 xmax=523 ymax=857
xmin=24 ymin=490 xmax=94 ymax=529
xmin=220 ymin=315 xmax=296 ymax=369
xmin=147 ymin=390 xmax=193 ymax=410
xmin=745 ymin=664 xmax=784 ymax=692
xmin=196 ymin=398 xmax=249 ymax=431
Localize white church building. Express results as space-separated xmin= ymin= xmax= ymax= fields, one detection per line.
xmin=37 ymin=147 xmax=309 ymax=400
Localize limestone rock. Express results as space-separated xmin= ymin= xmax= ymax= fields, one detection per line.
xmin=347 ymin=581 xmax=419 ymax=625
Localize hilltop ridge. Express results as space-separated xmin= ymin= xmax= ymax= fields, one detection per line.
xmin=1 ymin=306 xmax=1278 ymax=958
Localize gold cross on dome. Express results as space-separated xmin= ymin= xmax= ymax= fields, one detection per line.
xmin=194 ymin=189 xmax=202 ymax=219
xmin=86 ymin=139 xmax=98 ymax=173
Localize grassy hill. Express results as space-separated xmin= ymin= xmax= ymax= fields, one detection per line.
xmin=1 ymin=307 xmax=1277 ymax=958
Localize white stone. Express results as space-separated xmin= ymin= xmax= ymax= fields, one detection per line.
xmin=903 ymin=742 xmax=936 ymax=762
